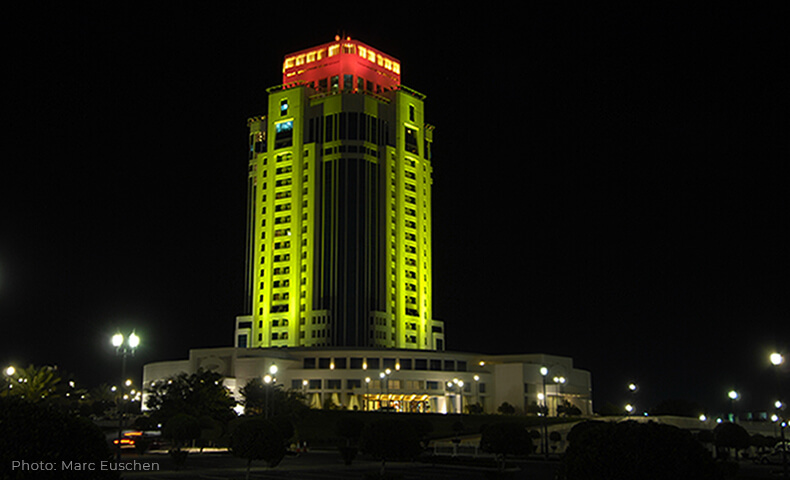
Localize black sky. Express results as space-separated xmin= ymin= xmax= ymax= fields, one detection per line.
xmin=2 ymin=4 xmax=787 ymax=415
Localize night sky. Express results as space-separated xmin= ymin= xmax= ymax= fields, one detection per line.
xmin=3 ymin=4 xmax=787 ymax=415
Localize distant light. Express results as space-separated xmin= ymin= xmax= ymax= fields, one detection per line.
xmin=628 ymin=383 xmax=638 ymax=392
xmin=112 ymin=333 xmax=124 ymax=348
xmin=728 ymin=390 xmax=739 ymax=400
xmin=699 ymin=414 xmax=707 ymax=422
xmin=775 ymin=400 xmax=783 ymax=409
xmin=128 ymin=332 xmax=140 ymax=349
xmin=771 ymin=414 xmax=780 ymax=422
xmin=4 ymin=366 xmax=14 ymax=376
xmin=269 ymin=364 xmax=278 ymax=375
xmin=625 ymin=404 xmax=634 ymax=413
xmin=540 ymin=367 xmax=548 ymax=376
xmin=770 ymin=352 xmax=784 ymax=366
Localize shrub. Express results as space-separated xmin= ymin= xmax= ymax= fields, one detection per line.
xmin=558 ymin=421 xmax=721 ymax=480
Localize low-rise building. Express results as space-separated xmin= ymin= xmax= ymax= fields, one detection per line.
xmin=142 ymin=347 xmax=592 ymax=416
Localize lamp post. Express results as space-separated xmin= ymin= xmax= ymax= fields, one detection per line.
xmin=727 ymin=390 xmax=740 ymax=423
xmin=540 ymin=366 xmax=549 ymax=460
xmin=111 ymin=331 xmax=140 ymax=460
xmin=263 ymin=364 xmax=278 ymax=418
xmin=769 ymin=352 xmax=787 ymax=479
xmin=445 ymin=378 xmax=464 ymax=414
xmin=380 ymin=369 xmax=392 ymax=410
xmin=364 ymin=377 xmax=371 ymax=411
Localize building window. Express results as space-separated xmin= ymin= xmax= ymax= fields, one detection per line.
xmin=275 ymin=121 xmax=293 ymax=149
xmin=280 ymin=99 xmax=289 ymax=116
xmin=409 ymin=105 xmax=415 ymax=122
xmin=405 ymin=126 xmax=418 ymax=154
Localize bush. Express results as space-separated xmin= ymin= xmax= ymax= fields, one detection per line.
xmin=558 ymin=421 xmax=721 ymax=480
xmin=0 ymin=397 xmax=118 ymax=479
xmin=361 ymin=419 xmax=422 ymax=477
xmin=230 ymin=418 xmax=287 ymax=469
xmin=480 ymin=422 xmax=534 ymax=469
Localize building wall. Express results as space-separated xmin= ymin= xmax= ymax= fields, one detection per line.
xmin=237 ymin=68 xmax=441 ymax=351
xmin=142 ymin=347 xmax=592 ymax=416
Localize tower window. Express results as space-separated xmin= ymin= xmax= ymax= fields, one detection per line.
xmin=405 ymin=127 xmax=418 ymax=154
xmin=280 ymin=99 xmax=289 ymax=116
xmin=275 ymin=121 xmax=293 ymax=149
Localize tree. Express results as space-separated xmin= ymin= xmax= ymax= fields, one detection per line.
xmin=230 ymin=418 xmax=287 ymax=480
xmin=714 ymin=422 xmax=750 ymax=460
xmin=549 ymin=430 xmax=563 ymax=452
xmin=162 ymin=413 xmax=201 ymax=468
xmin=239 ymin=378 xmax=308 ymax=420
xmin=336 ymin=415 xmax=365 ymax=465
xmin=557 ymin=400 xmax=582 ymax=416
xmin=145 ymin=369 xmax=236 ymax=425
xmin=361 ymin=419 xmax=422 ymax=477
xmin=558 ymin=421 xmax=720 ymax=480
xmin=480 ymin=422 xmax=534 ymax=470
xmin=497 ymin=402 xmax=516 ymax=415
xmin=2 ymin=365 xmax=61 ymax=402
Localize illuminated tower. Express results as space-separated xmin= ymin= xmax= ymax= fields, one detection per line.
xmin=235 ymin=37 xmax=444 ymax=351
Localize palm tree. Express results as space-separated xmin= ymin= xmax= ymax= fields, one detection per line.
xmin=5 ymin=365 xmax=61 ymax=401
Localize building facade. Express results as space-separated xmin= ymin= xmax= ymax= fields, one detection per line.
xmin=236 ymin=37 xmax=443 ymax=351
xmin=142 ymin=38 xmax=593 ymax=416
xmin=143 ymin=348 xmax=592 ymax=415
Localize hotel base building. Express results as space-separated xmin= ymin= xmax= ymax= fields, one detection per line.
xmin=143 ymin=37 xmax=592 ymax=415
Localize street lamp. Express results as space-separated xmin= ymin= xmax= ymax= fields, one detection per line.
xmin=263 ymin=364 xmax=278 ymax=418
xmin=769 ymin=352 xmax=787 ymax=479
xmin=540 ymin=366 xmax=549 ymax=459
xmin=446 ymin=378 xmax=464 ymax=414
xmin=771 ymin=352 xmax=785 ymax=367
xmin=111 ymin=331 xmax=140 ymax=460
xmin=728 ymin=390 xmax=740 ymax=423
xmin=364 ymin=377 xmax=371 ymax=411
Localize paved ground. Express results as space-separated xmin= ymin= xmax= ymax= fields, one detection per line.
xmin=117 ymin=449 xmax=788 ymax=479
xmin=118 ymin=450 xmax=559 ymax=479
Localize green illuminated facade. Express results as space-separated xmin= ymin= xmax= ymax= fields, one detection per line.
xmin=235 ymin=38 xmax=444 ymax=351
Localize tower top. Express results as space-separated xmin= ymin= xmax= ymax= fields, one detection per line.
xmin=282 ymin=37 xmax=400 ymax=91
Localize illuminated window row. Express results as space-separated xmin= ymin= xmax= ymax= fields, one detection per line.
xmin=283 ymin=43 xmax=400 ymax=75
